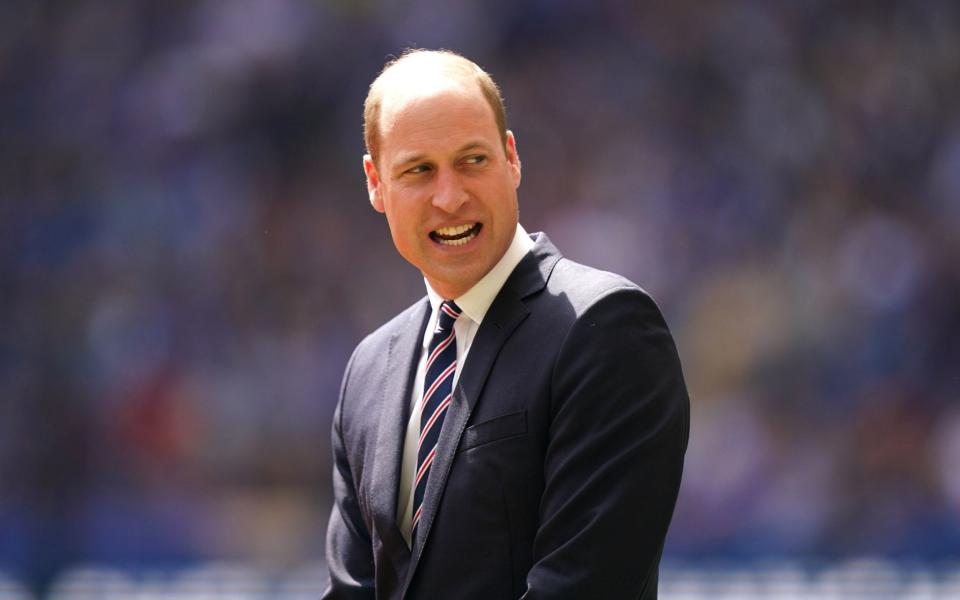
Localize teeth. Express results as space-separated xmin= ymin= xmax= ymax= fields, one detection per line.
xmin=434 ymin=223 xmax=475 ymax=237
xmin=435 ymin=225 xmax=479 ymax=246
xmin=431 ymin=222 xmax=480 ymax=246
xmin=439 ymin=233 xmax=475 ymax=246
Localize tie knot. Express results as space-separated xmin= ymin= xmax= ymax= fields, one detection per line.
xmin=436 ymin=300 xmax=462 ymax=332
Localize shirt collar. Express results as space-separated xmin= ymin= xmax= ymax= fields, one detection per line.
xmin=425 ymin=223 xmax=535 ymax=326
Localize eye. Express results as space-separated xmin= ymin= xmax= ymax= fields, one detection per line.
xmin=405 ymin=164 xmax=432 ymax=175
xmin=463 ymin=154 xmax=487 ymax=166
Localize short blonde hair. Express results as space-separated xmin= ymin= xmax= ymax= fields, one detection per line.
xmin=363 ymin=49 xmax=508 ymax=165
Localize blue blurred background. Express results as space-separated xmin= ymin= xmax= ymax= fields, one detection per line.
xmin=2 ymin=0 xmax=959 ymax=598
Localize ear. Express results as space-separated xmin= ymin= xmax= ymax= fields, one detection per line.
xmin=505 ymin=130 xmax=522 ymax=188
xmin=363 ymin=154 xmax=385 ymax=213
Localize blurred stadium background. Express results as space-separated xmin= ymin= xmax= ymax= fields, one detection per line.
xmin=2 ymin=1 xmax=959 ymax=598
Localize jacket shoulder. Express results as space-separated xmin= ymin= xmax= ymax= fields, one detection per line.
xmin=546 ymin=257 xmax=652 ymax=316
xmin=350 ymin=297 xmax=427 ymax=362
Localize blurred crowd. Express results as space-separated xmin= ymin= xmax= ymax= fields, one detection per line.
xmin=2 ymin=0 xmax=959 ymax=594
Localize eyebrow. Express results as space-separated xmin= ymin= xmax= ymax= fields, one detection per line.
xmin=392 ymin=140 xmax=492 ymax=169
xmin=456 ymin=141 xmax=490 ymax=154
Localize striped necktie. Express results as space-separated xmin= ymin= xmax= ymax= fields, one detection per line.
xmin=412 ymin=300 xmax=462 ymax=540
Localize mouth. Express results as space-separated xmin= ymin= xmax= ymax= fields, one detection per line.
xmin=429 ymin=223 xmax=482 ymax=246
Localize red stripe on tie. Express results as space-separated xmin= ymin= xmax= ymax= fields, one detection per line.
xmin=415 ymin=446 xmax=437 ymax=487
xmin=420 ymin=361 xmax=457 ymax=410
xmin=440 ymin=303 xmax=460 ymax=319
xmin=412 ymin=504 xmax=423 ymax=529
xmin=418 ymin=394 xmax=452 ymax=447
xmin=424 ymin=329 xmax=456 ymax=373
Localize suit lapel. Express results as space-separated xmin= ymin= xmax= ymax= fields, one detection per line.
xmin=401 ymin=233 xmax=563 ymax=594
xmin=371 ymin=299 xmax=430 ymax=572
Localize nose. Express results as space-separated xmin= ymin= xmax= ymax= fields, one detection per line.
xmin=431 ymin=167 xmax=469 ymax=214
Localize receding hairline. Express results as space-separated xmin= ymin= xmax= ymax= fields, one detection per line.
xmin=363 ymin=49 xmax=508 ymax=165
xmin=374 ymin=51 xmax=482 ymax=92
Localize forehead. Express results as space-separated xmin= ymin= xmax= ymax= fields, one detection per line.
xmin=376 ymin=55 xmax=478 ymax=113
xmin=376 ymin=66 xmax=498 ymax=159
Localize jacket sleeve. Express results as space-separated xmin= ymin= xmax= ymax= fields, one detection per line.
xmin=522 ymin=288 xmax=689 ymax=600
xmin=321 ymin=351 xmax=376 ymax=600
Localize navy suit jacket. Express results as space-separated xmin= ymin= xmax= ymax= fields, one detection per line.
xmin=323 ymin=233 xmax=689 ymax=599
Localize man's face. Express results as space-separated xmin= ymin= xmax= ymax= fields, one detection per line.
xmin=363 ymin=79 xmax=521 ymax=299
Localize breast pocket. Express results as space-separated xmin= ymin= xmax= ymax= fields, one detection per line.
xmin=459 ymin=410 xmax=527 ymax=452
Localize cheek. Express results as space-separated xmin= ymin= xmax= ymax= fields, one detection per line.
xmin=384 ymin=202 xmax=422 ymax=243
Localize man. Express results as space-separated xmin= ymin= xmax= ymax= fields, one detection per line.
xmin=323 ymin=49 xmax=689 ymax=599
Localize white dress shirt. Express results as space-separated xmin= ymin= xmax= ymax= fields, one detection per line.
xmin=396 ymin=223 xmax=535 ymax=545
